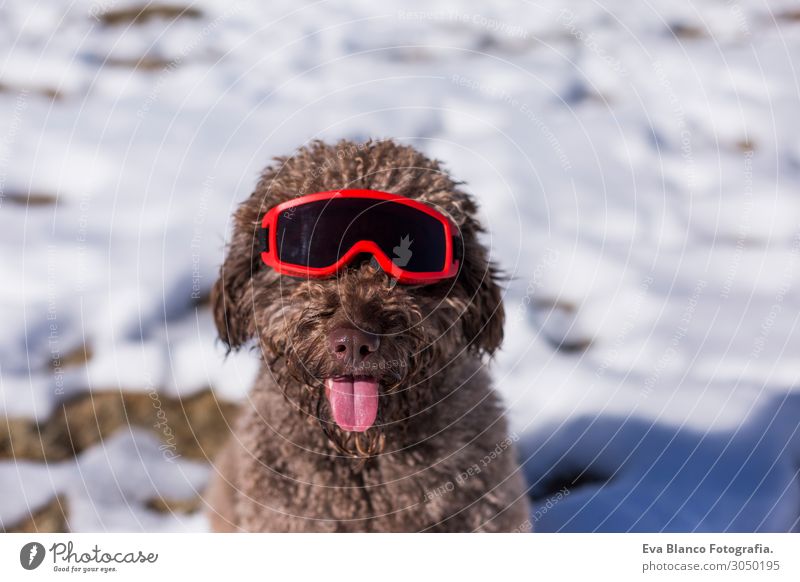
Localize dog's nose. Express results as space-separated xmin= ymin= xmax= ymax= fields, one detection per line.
xmin=328 ymin=327 xmax=380 ymax=366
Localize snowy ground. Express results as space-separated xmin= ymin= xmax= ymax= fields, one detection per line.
xmin=1 ymin=0 xmax=799 ymax=532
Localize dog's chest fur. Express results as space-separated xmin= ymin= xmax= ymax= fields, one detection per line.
xmin=220 ymin=360 xmax=531 ymax=532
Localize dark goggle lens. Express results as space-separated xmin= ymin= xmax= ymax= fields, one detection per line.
xmin=275 ymin=198 xmax=448 ymax=272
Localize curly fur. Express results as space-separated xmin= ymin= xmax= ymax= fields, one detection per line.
xmin=205 ymin=139 xmax=531 ymax=532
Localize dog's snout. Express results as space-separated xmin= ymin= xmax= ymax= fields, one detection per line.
xmin=328 ymin=327 xmax=380 ymax=365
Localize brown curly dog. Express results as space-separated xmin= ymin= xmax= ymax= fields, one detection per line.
xmin=205 ymin=139 xmax=531 ymax=532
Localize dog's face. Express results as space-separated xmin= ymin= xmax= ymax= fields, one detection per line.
xmin=212 ymin=140 xmax=503 ymax=457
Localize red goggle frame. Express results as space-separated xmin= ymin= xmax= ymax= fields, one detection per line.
xmin=258 ymin=189 xmax=462 ymax=285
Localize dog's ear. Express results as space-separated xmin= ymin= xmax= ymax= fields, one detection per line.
xmin=212 ymin=220 xmax=261 ymax=351
xmin=459 ymin=232 xmax=505 ymax=357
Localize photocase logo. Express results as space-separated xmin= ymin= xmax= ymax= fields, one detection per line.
xmin=20 ymin=542 xmax=46 ymax=570
xmin=392 ymin=235 xmax=413 ymax=267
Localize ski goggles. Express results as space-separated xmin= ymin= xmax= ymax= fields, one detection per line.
xmin=258 ymin=189 xmax=462 ymax=284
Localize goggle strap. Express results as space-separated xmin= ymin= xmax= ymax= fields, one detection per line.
xmin=257 ymin=225 xmax=269 ymax=253
xmin=452 ymin=234 xmax=463 ymax=263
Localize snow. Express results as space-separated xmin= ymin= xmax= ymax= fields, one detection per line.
xmin=0 ymin=429 xmax=209 ymax=532
xmin=522 ymin=394 xmax=800 ymax=531
xmin=1 ymin=0 xmax=799 ymax=531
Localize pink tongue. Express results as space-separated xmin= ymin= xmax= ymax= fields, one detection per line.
xmin=325 ymin=377 xmax=379 ymax=432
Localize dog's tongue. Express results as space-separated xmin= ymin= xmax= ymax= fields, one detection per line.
xmin=325 ymin=377 xmax=379 ymax=432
